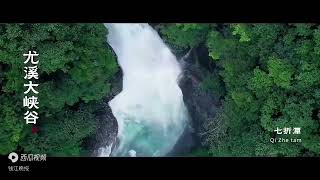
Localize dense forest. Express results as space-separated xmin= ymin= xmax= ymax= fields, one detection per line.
xmin=159 ymin=23 xmax=320 ymax=156
xmin=0 ymin=24 xmax=118 ymax=156
xmin=0 ymin=23 xmax=319 ymax=156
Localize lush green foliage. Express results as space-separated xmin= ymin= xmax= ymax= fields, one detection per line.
xmin=0 ymin=24 xmax=118 ymax=156
xmin=21 ymin=108 xmax=97 ymax=156
xmin=160 ymin=23 xmax=320 ymax=156
xmin=2 ymin=23 xmax=320 ymax=157
xmin=160 ymin=23 xmax=211 ymax=51
xmin=200 ymin=72 xmax=225 ymax=99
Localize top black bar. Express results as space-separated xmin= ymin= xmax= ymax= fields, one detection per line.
xmin=0 ymin=1 xmax=319 ymax=22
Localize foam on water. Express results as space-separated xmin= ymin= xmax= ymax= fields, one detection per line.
xmin=100 ymin=23 xmax=188 ymax=157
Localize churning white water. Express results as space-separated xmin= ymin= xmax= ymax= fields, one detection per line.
xmin=100 ymin=23 xmax=188 ymax=157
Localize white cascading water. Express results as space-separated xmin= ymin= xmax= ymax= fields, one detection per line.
xmin=99 ymin=23 xmax=188 ymax=157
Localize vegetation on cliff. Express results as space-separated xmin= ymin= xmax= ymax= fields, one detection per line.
xmin=159 ymin=23 xmax=320 ymax=156
xmin=1 ymin=23 xmax=319 ymax=157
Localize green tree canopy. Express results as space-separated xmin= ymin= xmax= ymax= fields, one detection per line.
xmin=0 ymin=23 xmax=118 ymax=156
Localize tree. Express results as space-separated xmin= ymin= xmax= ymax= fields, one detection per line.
xmin=160 ymin=23 xmax=211 ymax=51
xmin=21 ymin=108 xmax=96 ymax=156
xmin=189 ymin=23 xmax=320 ymax=156
xmin=0 ymin=23 xmax=118 ymax=155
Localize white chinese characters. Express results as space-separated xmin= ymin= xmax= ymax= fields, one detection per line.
xmin=270 ymin=127 xmax=302 ymax=144
xmin=23 ymin=81 xmax=39 ymax=94
xmin=274 ymin=127 xmax=301 ymax=135
xmin=23 ymin=51 xmax=40 ymax=125
xmin=24 ymin=111 xmax=39 ymax=124
xmin=24 ymin=66 xmax=39 ymax=79
xmin=23 ymin=51 xmax=39 ymax=64
xmin=23 ymin=96 xmax=39 ymax=109
xmin=20 ymin=153 xmax=46 ymax=162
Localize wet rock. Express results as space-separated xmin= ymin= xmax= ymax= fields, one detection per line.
xmin=169 ymin=48 xmax=220 ymax=156
xmin=89 ymin=71 xmax=122 ymax=157
xmin=89 ymin=46 xmax=220 ymax=157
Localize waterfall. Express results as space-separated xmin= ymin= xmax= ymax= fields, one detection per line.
xmin=99 ymin=23 xmax=188 ymax=157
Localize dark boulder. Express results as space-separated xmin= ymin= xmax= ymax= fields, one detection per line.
xmin=88 ymin=71 xmax=122 ymax=156
xmin=168 ymin=48 xmax=220 ymax=156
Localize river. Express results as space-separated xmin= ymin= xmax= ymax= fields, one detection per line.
xmin=98 ymin=23 xmax=188 ymax=157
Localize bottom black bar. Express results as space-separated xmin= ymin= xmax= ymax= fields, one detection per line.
xmin=2 ymin=156 xmax=319 ymax=175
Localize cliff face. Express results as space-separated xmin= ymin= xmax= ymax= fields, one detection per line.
xmin=88 ymin=71 xmax=122 ymax=156
xmin=169 ymin=48 xmax=220 ymax=156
